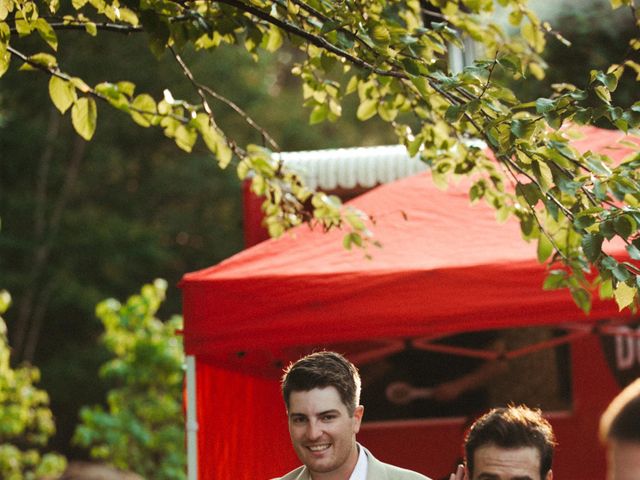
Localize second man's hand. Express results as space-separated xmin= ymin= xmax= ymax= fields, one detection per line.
xmin=448 ymin=464 xmax=464 ymax=480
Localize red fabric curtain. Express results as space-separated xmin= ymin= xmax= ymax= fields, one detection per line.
xmin=195 ymin=361 xmax=298 ymax=479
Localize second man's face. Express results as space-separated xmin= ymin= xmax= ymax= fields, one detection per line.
xmin=469 ymin=444 xmax=551 ymax=480
xmin=287 ymin=386 xmax=363 ymax=478
xmin=607 ymin=440 xmax=640 ymax=480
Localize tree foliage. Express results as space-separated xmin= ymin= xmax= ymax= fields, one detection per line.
xmin=73 ymin=279 xmax=185 ymax=480
xmin=2 ymin=0 xmax=640 ymax=312
xmin=0 ymin=290 xmax=66 ymax=480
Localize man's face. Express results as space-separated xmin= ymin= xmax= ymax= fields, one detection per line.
xmin=607 ymin=440 xmax=640 ymax=480
xmin=468 ymin=444 xmax=552 ymax=480
xmin=287 ymin=386 xmax=363 ymax=478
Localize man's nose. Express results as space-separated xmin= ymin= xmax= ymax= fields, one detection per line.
xmin=306 ymin=420 xmax=322 ymax=440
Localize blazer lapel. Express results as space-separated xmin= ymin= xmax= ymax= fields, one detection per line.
xmin=362 ymin=445 xmax=390 ymax=480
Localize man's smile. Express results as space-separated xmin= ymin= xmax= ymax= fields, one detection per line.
xmin=307 ymin=444 xmax=331 ymax=453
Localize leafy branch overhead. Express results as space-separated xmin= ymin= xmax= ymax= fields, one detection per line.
xmin=2 ymin=0 xmax=640 ymax=311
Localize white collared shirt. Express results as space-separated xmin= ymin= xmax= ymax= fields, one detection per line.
xmin=349 ymin=444 xmax=368 ymax=480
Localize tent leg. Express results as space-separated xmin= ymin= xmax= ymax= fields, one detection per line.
xmin=186 ymin=355 xmax=198 ymax=480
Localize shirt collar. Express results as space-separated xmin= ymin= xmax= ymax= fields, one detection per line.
xmin=348 ymin=444 xmax=368 ymax=480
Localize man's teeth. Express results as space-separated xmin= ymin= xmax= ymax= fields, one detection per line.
xmin=308 ymin=444 xmax=330 ymax=451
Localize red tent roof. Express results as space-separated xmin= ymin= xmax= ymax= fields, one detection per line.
xmin=181 ymin=126 xmax=637 ymax=371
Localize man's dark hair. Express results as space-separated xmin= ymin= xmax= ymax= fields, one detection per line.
xmin=600 ymin=378 xmax=640 ymax=444
xmin=464 ymin=405 xmax=556 ymax=478
xmin=281 ymin=351 xmax=361 ymax=416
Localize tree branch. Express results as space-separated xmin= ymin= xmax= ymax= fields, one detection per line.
xmin=170 ymin=46 xmax=280 ymax=151
xmin=10 ymin=20 xmax=143 ymax=35
xmin=216 ymin=0 xmax=407 ymax=79
xmin=7 ymin=45 xmax=190 ymax=124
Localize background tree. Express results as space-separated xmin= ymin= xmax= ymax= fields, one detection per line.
xmin=73 ymin=280 xmax=184 ymax=480
xmin=0 ymin=6 xmax=394 ymax=456
xmin=1 ymin=0 xmax=638 ymax=311
xmin=0 ymin=289 xmax=66 ymax=480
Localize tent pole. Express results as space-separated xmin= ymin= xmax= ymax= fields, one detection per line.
xmin=186 ymin=355 xmax=198 ymax=480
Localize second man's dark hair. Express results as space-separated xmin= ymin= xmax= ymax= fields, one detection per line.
xmin=464 ymin=405 xmax=556 ymax=479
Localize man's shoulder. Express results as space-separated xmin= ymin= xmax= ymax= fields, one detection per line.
xmin=365 ymin=446 xmax=432 ymax=480
xmin=378 ymin=461 xmax=432 ymax=480
xmin=270 ymin=465 xmax=306 ymax=480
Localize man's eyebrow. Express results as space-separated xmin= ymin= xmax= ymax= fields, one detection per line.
xmin=288 ymin=409 xmax=340 ymax=418
xmin=318 ymin=409 xmax=341 ymax=416
xmin=288 ymin=412 xmax=307 ymax=418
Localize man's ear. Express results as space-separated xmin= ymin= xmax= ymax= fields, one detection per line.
xmin=464 ymin=464 xmax=470 ymax=480
xmin=545 ymin=470 xmax=553 ymax=480
xmin=353 ymin=405 xmax=364 ymax=433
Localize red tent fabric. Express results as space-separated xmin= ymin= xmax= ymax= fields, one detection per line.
xmin=180 ymin=126 xmax=638 ymax=479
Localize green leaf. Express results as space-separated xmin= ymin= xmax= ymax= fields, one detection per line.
xmin=20 ymin=53 xmax=57 ymax=71
xmin=0 ymin=289 xmax=11 ymax=314
xmin=264 ymin=25 xmax=283 ymax=52
xmin=356 ymin=98 xmax=377 ymax=121
xmin=35 ymin=19 xmax=58 ymax=51
xmin=535 ymin=98 xmax=555 ymax=114
xmin=510 ymin=119 xmax=535 ymax=139
xmin=626 ymin=243 xmax=640 ymax=260
xmin=614 ymin=282 xmax=636 ymax=310
xmin=370 ymin=24 xmax=391 ymax=44
xmin=343 ymin=232 xmax=363 ymax=250
xmin=573 ymin=214 xmax=595 ymax=230
xmin=117 ymin=7 xmax=139 ymax=26
xmin=116 ymin=81 xmax=135 ymax=98
xmin=216 ymin=141 xmax=233 ymax=169
xmin=614 ymin=215 xmax=634 ymax=238
xmin=571 ymin=287 xmax=591 ymax=313
xmin=130 ymin=94 xmax=156 ymax=127
xmin=49 ymin=76 xmax=77 ymax=114
xmin=537 ymin=234 xmax=553 ymax=263
xmin=600 ymin=219 xmax=616 ymax=240
xmin=515 ymin=182 xmax=539 ymax=207
xmin=602 ymin=256 xmax=632 ymax=282
xmin=409 ymin=76 xmax=431 ymax=99
xmin=445 ymin=104 xmax=465 ymax=123
xmin=309 ymin=103 xmax=328 ymax=125
xmin=172 ymin=124 xmax=197 ymax=152
xmin=596 ymin=71 xmax=619 ymax=91
xmin=543 ymin=111 xmax=562 ymax=130
xmin=585 ymin=153 xmax=612 ymax=175
xmin=0 ymin=41 xmax=9 ymax=77
xmin=600 ymin=278 xmax=614 ymax=299
xmin=594 ymin=85 xmax=611 ymax=104
xmin=532 ymin=160 xmax=553 ymax=193
xmin=581 ymin=233 xmax=603 ymax=262
xmin=71 ymin=97 xmax=97 ymax=140
xmin=498 ymin=54 xmax=522 ymax=74
xmin=15 ymin=15 xmax=31 ymax=36
xmin=85 ymin=22 xmax=97 ymax=36
xmin=377 ymin=102 xmax=397 ymax=122
xmin=543 ymin=270 xmax=567 ymax=290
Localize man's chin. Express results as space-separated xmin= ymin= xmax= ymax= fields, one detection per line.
xmin=305 ymin=456 xmax=337 ymax=473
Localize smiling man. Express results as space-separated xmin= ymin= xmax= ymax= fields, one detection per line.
xmin=274 ymin=351 xmax=431 ymax=480
xmin=450 ymin=405 xmax=556 ymax=480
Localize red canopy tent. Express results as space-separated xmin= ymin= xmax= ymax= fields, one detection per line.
xmin=180 ymin=126 xmax=639 ymax=479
